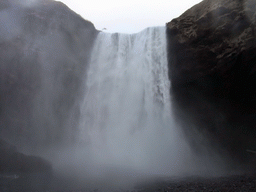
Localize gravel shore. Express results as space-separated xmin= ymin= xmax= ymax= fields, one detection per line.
xmin=134 ymin=175 xmax=256 ymax=192
xmin=1 ymin=173 xmax=256 ymax=191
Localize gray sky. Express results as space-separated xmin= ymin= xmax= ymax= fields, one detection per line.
xmin=60 ymin=0 xmax=202 ymax=33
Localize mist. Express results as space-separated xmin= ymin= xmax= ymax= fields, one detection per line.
xmin=0 ymin=0 xmax=231 ymax=191
xmin=38 ymin=28 xmax=227 ymax=191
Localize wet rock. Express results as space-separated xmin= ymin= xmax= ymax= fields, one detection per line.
xmin=0 ymin=139 xmax=52 ymax=173
xmin=0 ymin=0 xmax=98 ymax=148
xmin=136 ymin=175 xmax=256 ymax=192
xmin=167 ymin=0 xmax=256 ymax=163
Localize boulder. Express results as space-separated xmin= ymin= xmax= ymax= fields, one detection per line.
xmin=0 ymin=139 xmax=52 ymax=173
xmin=0 ymin=139 xmax=52 ymax=191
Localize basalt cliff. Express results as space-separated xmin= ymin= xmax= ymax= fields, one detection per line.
xmin=0 ymin=0 xmax=98 ymax=147
xmin=167 ymin=0 xmax=256 ymax=163
xmin=0 ymin=0 xmax=97 ymax=182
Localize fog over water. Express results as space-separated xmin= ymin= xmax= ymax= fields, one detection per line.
xmin=41 ymin=27 xmax=226 ymax=191
xmin=0 ymin=1 xmax=238 ymax=191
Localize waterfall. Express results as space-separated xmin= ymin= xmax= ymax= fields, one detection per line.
xmin=77 ymin=27 xmax=193 ymax=175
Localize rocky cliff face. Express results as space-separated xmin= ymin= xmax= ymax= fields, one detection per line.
xmin=0 ymin=0 xmax=98 ymax=184
xmin=0 ymin=0 xmax=98 ymax=150
xmin=167 ymin=0 xmax=256 ymax=163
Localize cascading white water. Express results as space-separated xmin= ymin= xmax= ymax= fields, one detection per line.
xmin=78 ymin=27 xmax=194 ymax=176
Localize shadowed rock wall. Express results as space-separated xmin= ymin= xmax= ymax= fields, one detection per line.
xmin=167 ymin=0 xmax=256 ymax=163
xmin=0 ymin=0 xmax=98 ymax=150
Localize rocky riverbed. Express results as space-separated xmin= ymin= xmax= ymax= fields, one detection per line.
xmin=60 ymin=174 xmax=256 ymax=192
xmin=134 ymin=174 xmax=256 ymax=192
xmin=3 ymin=174 xmax=252 ymax=192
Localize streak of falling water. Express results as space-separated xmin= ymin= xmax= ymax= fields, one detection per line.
xmin=77 ymin=27 xmax=194 ymax=176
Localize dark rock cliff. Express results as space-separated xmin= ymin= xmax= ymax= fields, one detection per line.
xmin=0 ymin=0 xmax=98 ymax=150
xmin=167 ymin=0 xmax=256 ymax=164
xmin=0 ymin=0 xmax=98 ymax=183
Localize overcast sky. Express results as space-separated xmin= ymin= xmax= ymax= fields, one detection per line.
xmin=59 ymin=0 xmax=202 ymax=33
